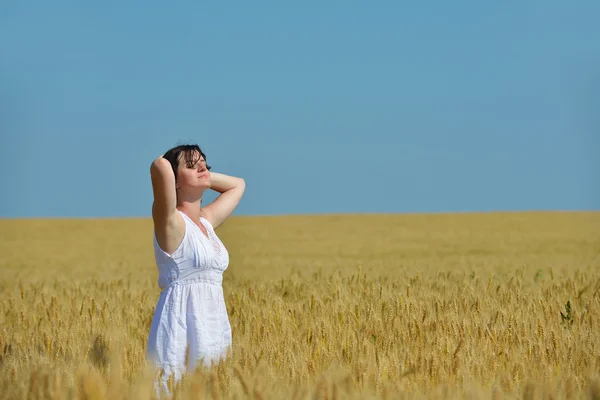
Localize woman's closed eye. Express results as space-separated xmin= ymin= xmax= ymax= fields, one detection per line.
xmin=188 ymin=160 xmax=211 ymax=170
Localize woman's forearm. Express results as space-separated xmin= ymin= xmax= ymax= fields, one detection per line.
xmin=209 ymin=172 xmax=245 ymax=193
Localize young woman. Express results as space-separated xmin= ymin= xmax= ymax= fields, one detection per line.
xmin=145 ymin=144 xmax=245 ymax=393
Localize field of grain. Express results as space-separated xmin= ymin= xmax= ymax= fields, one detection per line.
xmin=1 ymin=211 xmax=599 ymax=399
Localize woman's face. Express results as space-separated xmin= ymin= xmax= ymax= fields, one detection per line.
xmin=176 ymin=150 xmax=211 ymax=194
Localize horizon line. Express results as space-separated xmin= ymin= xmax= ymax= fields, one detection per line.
xmin=1 ymin=209 xmax=598 ymax=221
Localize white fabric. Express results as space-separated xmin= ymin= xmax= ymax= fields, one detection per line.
xmin=146 ymin=210 xmax=232 ymax=393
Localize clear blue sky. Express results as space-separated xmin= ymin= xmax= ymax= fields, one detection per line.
xmin=1 ymin=1 xmax=598 ymax=217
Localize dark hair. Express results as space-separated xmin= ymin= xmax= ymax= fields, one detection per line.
xmin=162 ymin=144 xmax=211 ymax=182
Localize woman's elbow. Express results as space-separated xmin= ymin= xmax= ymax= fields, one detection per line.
xmin=150 ymin=157 xmax=170 ymax=173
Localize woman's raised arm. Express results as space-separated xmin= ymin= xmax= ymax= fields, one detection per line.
xmin=150 ymin=157 xmax=177 ymax=224
xmin=201 ymin=172 xmax=246 ymax=229
xmin=150 ymin=157 xmax=185 ymax=254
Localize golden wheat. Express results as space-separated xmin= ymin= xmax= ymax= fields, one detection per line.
xmin=1 ymin=212 xmax=599 ymax=399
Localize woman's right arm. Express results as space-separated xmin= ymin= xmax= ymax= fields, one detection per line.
xmin=150 ymin=157 xmax=183 ymax=254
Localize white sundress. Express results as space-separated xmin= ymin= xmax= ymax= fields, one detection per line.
xmin=146 ymin=210 xmax=232 ymax=392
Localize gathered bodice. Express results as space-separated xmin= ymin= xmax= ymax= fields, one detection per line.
xmin=153 ymin=210 xmax=229 ymax=290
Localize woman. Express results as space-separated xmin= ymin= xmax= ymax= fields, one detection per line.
xmin=146 ymin=144 xmax=245 ymax=393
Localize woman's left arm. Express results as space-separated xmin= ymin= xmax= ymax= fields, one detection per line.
xmin=201 ymin=172 xmax=246 ymax=229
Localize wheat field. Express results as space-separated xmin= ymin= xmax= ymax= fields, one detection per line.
xmin=1 ymin=211 xmax=599 ymax=399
